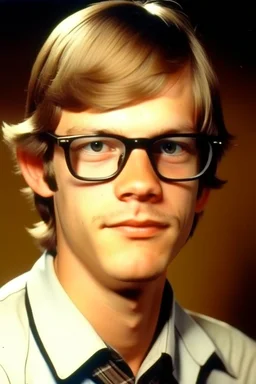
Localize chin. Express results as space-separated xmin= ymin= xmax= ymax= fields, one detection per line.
xmin=120 ymin=274 xmax=162 ymax=283
xmin=99 ymin=248 xmax=172 ymax=287
xmin=109 ymin=264 xmax=167 ymax=285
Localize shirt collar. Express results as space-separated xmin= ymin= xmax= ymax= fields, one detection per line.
xmin=139 ymin=282 xmax=237 ymax=381
xmin=174 ymin=301 xmax=237 ymax=378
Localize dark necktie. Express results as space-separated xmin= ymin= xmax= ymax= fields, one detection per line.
xmin=196 ymin=352 xmax=227 ymax=384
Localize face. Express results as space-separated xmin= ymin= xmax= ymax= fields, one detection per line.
xmin=48 ymin=69 xmax=207 ymax=289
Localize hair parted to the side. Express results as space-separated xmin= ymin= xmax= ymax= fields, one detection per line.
xmin=2 ymin=0 xmax=232 ymax=252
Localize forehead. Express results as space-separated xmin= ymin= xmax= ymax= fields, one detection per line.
xmin=56 ymin=67 xmax=195 ymax=137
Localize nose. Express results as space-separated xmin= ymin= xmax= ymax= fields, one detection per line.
xmin=114 ymin=149 xmax=163 ymax=203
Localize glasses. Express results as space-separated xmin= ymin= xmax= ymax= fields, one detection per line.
xmin=44 ymin=132 xmax=222 ymax=182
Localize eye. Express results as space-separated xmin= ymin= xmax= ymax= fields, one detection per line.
xmin=88 ymin=141 xmax=106 ymax=152
xmin=153 ymin=139 xmax=183 ymax=155
xmin=70 ymin=137 xmax=125 ymax=163
xmin=72 ymin=139 xmax=113 ymax=153
xmin=160 ymin=141 xmax=182 ymax=155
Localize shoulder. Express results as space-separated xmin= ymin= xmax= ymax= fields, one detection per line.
xmin=0 ymin=273 xmax=30 ymax=375
xmin=188 ymin=310 xmax=256 ymax=379
xmin=0 ymin=272 xmax=28 ymax=310
xmin=188 ymin=310 xmax=256 ymax=352
xmin=0 ymin=271 xmax=29 ymax=335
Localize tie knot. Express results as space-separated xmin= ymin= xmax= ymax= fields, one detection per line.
xmin=91 ymin=349 xmax=135 ymax=384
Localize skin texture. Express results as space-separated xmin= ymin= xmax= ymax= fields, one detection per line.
xmin=18 ymin=68 xmax=209 ymax=373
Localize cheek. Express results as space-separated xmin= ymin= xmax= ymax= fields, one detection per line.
xmin=55 ymin=183 xmax=105 ymax=217
xmin=53 ymin=183 xmax=108 ymax=259
xmin=164 ymin=182 xmax=199 ymax=230
xmin=53 ymin=152 xmax=107 ymax=210
xmin=53 ymin=170 xmax=112 ymax=235
xmin=165 ymin=181 xmax=199 ymax=210
xmin=165 ymin=183 xmax=199 ymax=254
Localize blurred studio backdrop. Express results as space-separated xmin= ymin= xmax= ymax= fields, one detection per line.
xmin=0 ymin=0 xmax=255 ymax=339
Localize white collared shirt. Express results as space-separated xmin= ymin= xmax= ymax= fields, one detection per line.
xmin=0 ymin=254 xmax=256 ymax=383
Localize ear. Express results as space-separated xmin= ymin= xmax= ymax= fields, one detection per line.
xmin=195 ymin=188 xmax=210 ymax=213
xmin=16 ymin=149 xmax=54 ymax=198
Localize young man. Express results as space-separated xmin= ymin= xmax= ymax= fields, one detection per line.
xmin=1 ymin=1 xmax=255 ymax=383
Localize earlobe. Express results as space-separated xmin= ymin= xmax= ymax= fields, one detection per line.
xmin=195 ymin=188 xmax=210 ymax=213
xmin=16 ymin=149 xmax=54 ymax=198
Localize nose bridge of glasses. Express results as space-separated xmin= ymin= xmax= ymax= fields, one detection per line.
xmin=121 ymin=137 xmax=157 ymax=175
xmin=125 ymin=137 xmax=151 ymax=151
xmin=123 ymin=138 xmax=155 ymax=166
xmin=124 ymin=138 xmax=155 ymax=163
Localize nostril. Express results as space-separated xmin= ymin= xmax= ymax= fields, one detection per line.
xmin=121 ymin=192 xmax=161 ymax=203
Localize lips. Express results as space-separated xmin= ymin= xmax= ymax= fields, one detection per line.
xmin=105 ymin=219 xmax=168 ymax=238
xmin=109 ymin=219 xmax=168 ymax=228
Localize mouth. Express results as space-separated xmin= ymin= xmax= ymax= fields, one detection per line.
xmin=105 ymin=220 xmax=169 ymax=239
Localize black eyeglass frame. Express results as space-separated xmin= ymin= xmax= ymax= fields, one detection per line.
xmin=43 ymin=132 xmax=223 ymax=182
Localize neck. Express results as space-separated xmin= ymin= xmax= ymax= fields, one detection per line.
xmin=54 ymin=255 xmax=166 ymax=375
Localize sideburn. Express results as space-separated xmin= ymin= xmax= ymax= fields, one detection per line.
xmin=43 ymin=160 xmax=58 ymax=192
xmin=189 ymin=181 xmax=204 ymax=238
xmin=42 ymin=143 xmax=58 ymax=192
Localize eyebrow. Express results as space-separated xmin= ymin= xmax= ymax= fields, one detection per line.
xmin=66 ymin=126 xmax=113 ymax=135
xmin=65 ymin=124 xmax=196 ymax=136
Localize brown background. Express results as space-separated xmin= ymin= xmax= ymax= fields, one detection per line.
xmin=0 ymin=1 xmax=255 ymax=339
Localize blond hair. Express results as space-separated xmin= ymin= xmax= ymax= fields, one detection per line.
xmin=2 ymin=0 xmax=231 ymax=251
